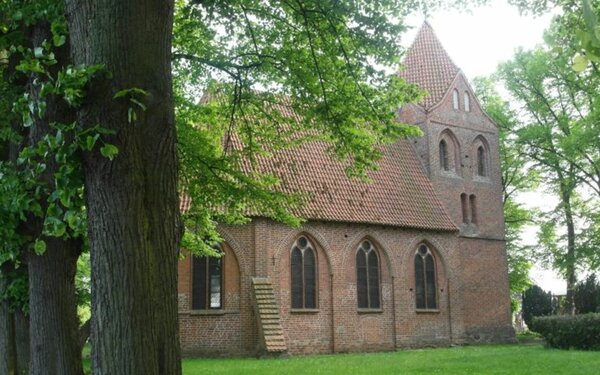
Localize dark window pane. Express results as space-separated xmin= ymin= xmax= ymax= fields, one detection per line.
xmin=304 ymin=248 xmax=316 ymax=308
xmin=291 ymin=247 xmax=303 ymax=308
xmin=425 ymin=254 xmax=437 ymax=309
xmin=415 ymin=255 xmax=425 ymax=309
xmin=192 ymin=257 xmax=208 ymax=310
xmin=368 ymin=250 xmax=380 ymax=308
xmin=357 ymin=250 xmax=367 ymax=308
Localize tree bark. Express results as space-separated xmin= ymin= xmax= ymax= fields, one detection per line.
xmin=65 ymin=1 xmax=181 ymax=374
xmin=0 ymin=269 xmax=17 ymax=375
xmin=14 ymin=309 xmax=29 ymax=375
xmin=28 ymin=239 xmax=83 ymax=375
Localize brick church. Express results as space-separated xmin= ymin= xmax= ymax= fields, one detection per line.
xmin=177 ymin=22 xmax=515 ymax=356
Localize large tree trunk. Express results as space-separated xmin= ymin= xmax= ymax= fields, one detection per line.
xmin=65 ymin=1 xmax=181 ymax=374
xmin=14 ymin=309 xmax=29 ymax=375
xmin=0 ymin=270 xmax=17 ymax=375
xmin=28 ymin=239 xmax=82 ymax=375
xmin=0 ymin=263 xmax=29 ymax=375
xmin=25 ymin=21 xmax=85 ymax=375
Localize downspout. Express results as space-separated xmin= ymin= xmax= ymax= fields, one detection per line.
xmin=447 ymin=278 xmax=453 ymax=344
xmin=391 ymin=276 xmax=397 ymax=350
xmin=330 ymin=273 xmax=335 ymax=353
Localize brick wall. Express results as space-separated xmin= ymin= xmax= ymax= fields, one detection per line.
xmin=178 ymin=218 xmax=514 ymax=356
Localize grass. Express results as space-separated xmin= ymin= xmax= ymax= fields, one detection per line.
xmin=182 ymin=345 xmax=600 ymax=374
xmin=83 ymin=344 xmax=600 ymax=374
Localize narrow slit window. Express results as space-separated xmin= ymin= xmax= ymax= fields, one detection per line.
xmin=470 ymin=194 xmax=477 ymax=224
xmin=464 ymin=92 xmax=470 ymax=112
xmin=439 ymin=140 xmax=449 ymax=171
xmin=461 ymin=193 xmax=468 ymax=224
xmin=452 ymin=89 xmax=459 ymax=110
xmin=477 ymin=146 xmax=486 ymax=176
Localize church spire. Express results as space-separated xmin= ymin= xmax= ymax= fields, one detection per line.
xmin=400 ymin=22 xmax=460 ymax=109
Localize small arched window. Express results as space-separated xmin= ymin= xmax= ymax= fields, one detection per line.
xmin=291 ymin=236 xmax=317 ymax=309
xmin=439 ymin=140 xmax=449 ymax=171
xmin=415 ymin=244 xmax=437 ymax=310
xmin=192 ymin=248 xmax=223 ymax=310
xmin=356 ymin=240 xmax=380 ymax=309
xmin=464 ymin=92 xmax=470 ymax=112
xmin=452 ymin=89 xmax=459 ymax=110
xmin=477 ymin=146 xmax=486 ymax=176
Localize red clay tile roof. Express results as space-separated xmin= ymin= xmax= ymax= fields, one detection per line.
xmin=254 ymin=140 xmax=457 ymax=231
xmin=400 ymin=21 xmax=460 ymax=109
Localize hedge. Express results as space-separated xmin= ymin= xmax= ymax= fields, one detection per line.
xmin=530 ymin=313 xmax=600 ymax=350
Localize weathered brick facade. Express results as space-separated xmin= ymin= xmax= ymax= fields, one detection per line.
xmin=178 ymin=22 xmax=515 ymax=357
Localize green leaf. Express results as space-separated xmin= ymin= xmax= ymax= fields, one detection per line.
xmin=573 ymin=55 xmax=589 ymax=72
xmin=33 ymin=240 xmax=46 ymax=255
xmin=85 ymin=135 xmax=98 ymax=151
xmin=100 ymin=144 xmax=119 ymax=160
xmin=33 ymin=47 xmax=44 ymax=59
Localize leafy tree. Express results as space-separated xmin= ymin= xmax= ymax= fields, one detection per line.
xmin=574 ymin=274 xmax=600 ymax=314
xmin=522 ymin=284 xmax=553 ymax=328
xmin=0 ymin=3 xmax=100 ymax=373
xmin=497 ymin=21 xmax=600 ymax=312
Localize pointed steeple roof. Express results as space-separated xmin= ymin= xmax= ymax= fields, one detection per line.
xmin=400 ymin=21 xmax=460 ymax=109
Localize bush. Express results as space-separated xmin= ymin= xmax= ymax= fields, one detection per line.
xmin=522 ymin=284 xmax=553 ymax=327
xmin=574 ymin=274 xmax=600 ymax=314
xmin=530 ymin=313 xmax=600 ymax=350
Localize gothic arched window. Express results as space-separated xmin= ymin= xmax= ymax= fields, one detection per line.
xmin=356 ymin=240 xmax=380 ymax=309
xmin=291 ymin=236 xmax=317 ymax=309
xmin=439 ymin=140 xmax=449 ymax=171
xmin=415 ymin=244 xmax=437 ymax=310
xmin=192 ymin=249 xmax=223 ymax=310
xmin=452 ymin=89 xmax=459 ymax=110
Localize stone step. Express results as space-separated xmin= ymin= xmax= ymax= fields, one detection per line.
xmin=252 ymin=277 xmax=287 ymax=355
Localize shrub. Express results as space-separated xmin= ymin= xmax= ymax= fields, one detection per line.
xmin=530 ymin=313 xmax=600 ymax=350
xmin=574 ymin=274 xmax=600 ymax=314
xmin=522 ymin=284 xmax=553 ymax=327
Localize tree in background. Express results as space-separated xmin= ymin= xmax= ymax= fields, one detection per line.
xmin=522 ymin=284 xmax=553 ymax=328
xmin=574 ymin=274 xmax=600 ymax=314
xmin=495 ymin=17 xmax=600 ymax=312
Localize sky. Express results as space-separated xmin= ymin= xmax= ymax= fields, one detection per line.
xmin=400 ymin=1 xmax=567 ymax=294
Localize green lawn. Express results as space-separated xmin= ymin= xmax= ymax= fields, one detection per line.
xmin=181 ymin=345 xmax=599 ymax=375
xmin=83 ymin=344 xmax=599 ymax=374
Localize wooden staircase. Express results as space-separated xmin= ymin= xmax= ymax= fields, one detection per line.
xmin=252 ymin=277 xmax=288 ymax=355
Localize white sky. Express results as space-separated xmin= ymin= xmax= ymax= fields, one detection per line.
xmin=401 ymin=2 xmax=566 ymax=294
